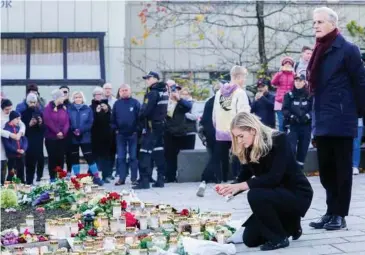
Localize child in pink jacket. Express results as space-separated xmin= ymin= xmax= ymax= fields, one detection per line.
xmin=271 ymin=56 xmax=295 ymax=131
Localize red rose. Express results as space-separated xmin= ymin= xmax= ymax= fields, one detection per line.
xmin=124 ymin=212 xmax=137 ymax=227
xmin=55 ymin=166 xmax=63 ymax=173
xmin=108 ymin=192 xmax=120 ymax=200
xmin=99 ymin=197 xmax=108 ymax=204
xmin=87 ymin=228 xmax=97 ymax=237
xmin=120 ymin=200 xmax=127 ymax=210
xmin=18 ymin=237 xmax=26 ymax=243
xmin=180 ymin=209 xmax=189 ymax=216
xmin=71 ymin=233 xmax=76 ymax=237
xmin=76 ymin=173 xmax=90 ymax=179
xmin=78 ymin=222 xmax=84 ymax=230
xmin=57 ymin=170 xmax=67 ymax=179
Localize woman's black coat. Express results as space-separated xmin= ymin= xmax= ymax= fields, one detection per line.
xmin=235 ymin=132 xmax=313 ymax=217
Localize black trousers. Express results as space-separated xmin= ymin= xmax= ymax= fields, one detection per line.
xmin=71 ymin=143 xmax=96 ymax=165
xmin=288 ymin=125 xmax=311 ymax=167
xmin=7 ymin=157 xmax=25 ymax=183
xmin=25 ymin=153 xmax=44 ymax=185
xmin=243 ymin=188 xmax=301 ymax=246
xmin=212 ymin=141 xmax=231 ymax=182
xmin=45 ymin=139 xmax=66 ymax=180
xmin=1 ymin=160 xmax=6 ymax=185
xmin=316 ymin=136 xmax=353 ymax=217
xmin=165 ymin=133 xmax=196 ymax=181
xmin=139 ymin=123 xmax=165 ymax=180
xmin=201 ymin=138 xmax=217 ymax=183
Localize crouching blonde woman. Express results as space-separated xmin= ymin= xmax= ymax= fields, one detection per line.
xmin=216 ymin=112 xmax=313 ymax=251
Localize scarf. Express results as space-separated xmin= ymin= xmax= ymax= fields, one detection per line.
xmin=307 ymin=28 xmax=339 ymax=94
xmin=74 ymin=103 xmax=84 ymax=111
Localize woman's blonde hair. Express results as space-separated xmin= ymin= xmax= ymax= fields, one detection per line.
xmin=71 ymin=91 xmax=86 ymax=104
xmin=231 ymin=112 xmax=275 ymax=164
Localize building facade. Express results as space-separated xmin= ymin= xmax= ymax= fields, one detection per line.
xmin=1 ymin=0 xmax=126 ymax=103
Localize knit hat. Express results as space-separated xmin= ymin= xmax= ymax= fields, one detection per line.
xmin=93 ymin=86 xmax=103 ymax=96
xmin=9 ymin=111 xmax=20 ymax=122
xmin=281 ymin=56 xmax=294 ymax=66
xmin=26 ymin=93 xmax=38 ymax=103
xmin=1 ymin=99 xmax=12 ymax=110
xmin=59 ymin=85 xmax=70 ymax=91
xmin=26 ymin=84 xmax=39 ymax=95
xmin=51 ymin=89 xmax=64 ymax=101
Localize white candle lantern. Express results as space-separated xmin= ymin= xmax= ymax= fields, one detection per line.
xmin=101 ymin=216 xmax=109 ymax=231
xmin=125 ymin=227 xmax=136 ymax=245
xmin=112 ymin=202 xmax=121 ymax=218
xmin=139 ymin=214 xmax=148 ymax=230
xmin=216 ymin=229 xmax=225 ymax=244
xmin=70 ymin=219 xmax=79 ymax=234
xmin=19 ymin=223 xmax=27 ymax=234
xmin=191 ymin=222 xmax=201 ymax=234
xmin=110 ymin=217 xmax=118 ymax=233
xmin=128 ymin=243 xmax=140 ymax=255
xmin=149 ymin=211 xmax=159 ymax=229
xmin=118 ymin=216 xmax=126 ymax=232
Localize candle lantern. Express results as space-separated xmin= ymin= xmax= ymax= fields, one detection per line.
xmin=94 ymin=236 xmax=104 ymax=249
xmin=112 ymin=202 xmax=121 ymax=218
xmin=144 ymin=203 xmax=154 ymax=214
xmin=101 ymin=216 xmax=109 ymax=231
xmin=205 ymin=221 xmax=217 ymax=232
xmin=118 ymin=215 xmax=126 ymax=232
xmin=115 ymin=245 xmax=127 ymax=255
xmin=129 ymin=243 xmax=140 ymax=255
xmin=139 ymin=249 xmax=148 ymax=255
xmin=152 ymin=232 xmax=167 ymax=249
xmin=96 ymin=248 xmax=105 ymax=255
xmin=125 ymin=227 xmax=136 ymax=245
xmin=103 ymin=232 xmax=116 ymax=251
xmin=168 ymin=239 xmax=178 ymax=253
xmin=19 ymin=223 xmax=27 ymax=234
xmin=149 ymin=210 xmax=159 ymax=229
xmin=114 ymin=234 xmax=126 ymax=245
xmin=165 ymin=205 xmax=172 ymax=214
xmin=13 ymin=245 xmax=25 ymax=255
xmin=139 ymin=214 xmax=148 ymax=230
xmin=159 ymin=210 xmax=168 ymax=223
xmin=25 ymin=215 xmax=34 ymax=233
xmin=84 ymin=184 xmax=92 ymax=193
xmin=70 ymin=219 xmax=79 ymax=234
xmin=110 ymin=217 xmax=118 ymax=233
xmin=49 ymin=240 xmax=59 ymax=253
xmin=216 ymin=229 xmax=225 ymax=244
xmin=191 ymin=222 xmax=201 ymax=234
xmin=73 ymin=240 xmax=83 ymax=251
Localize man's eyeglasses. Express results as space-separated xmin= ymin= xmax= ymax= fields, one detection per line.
xmin=62 ymin=91 xmax=68 ymax=95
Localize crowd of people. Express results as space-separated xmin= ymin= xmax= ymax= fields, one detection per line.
xmin=0 ymin=71 xmax=198 ymax=189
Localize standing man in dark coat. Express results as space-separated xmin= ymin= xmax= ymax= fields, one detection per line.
xmin=251 ymin=78 xmax=275 ymax=128
xmin=308 ymin=7 xmax=365 ymax=230
xmin=133 ymin=71 xmax=168 ymax=189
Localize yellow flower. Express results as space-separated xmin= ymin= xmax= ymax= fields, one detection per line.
xmin=93 ymin=219 xmax=100 ymax=229
xmin=195 ymin=14 xmax=204 ymax=23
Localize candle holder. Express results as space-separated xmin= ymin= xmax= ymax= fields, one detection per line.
xmin=152 ymin=232 xmax=167 ymax=249
xmin=103 ymin=232 xmax=116 ymax=251
xmin=112 ymin=202 xmax=121 ymax=218
xmin=110 ymin=217 xmax=118 ymax=233
xmin=19 ymin=223 xmax=27 ymax=234
xmin=125 ymin=227 xmax=136 ymax=245
xmin=191 ymin=222 xmax=201 ymax=234
xmin=13 ymin=245 xmax=24 ymax=255
xmin=115 ymin=245 xmax=127 ymax=255
xmin=129 ymin=243 xmax=140 ymax=255
xmin=49 ymin=240 xmax=59 ymax=253
xmin=216 ymin=229 xmax=225 ymax=244
xmin=114 ymin=233 xmax=126 ymax=245
xmin=101 ymin=216 xmax=109 ymax=231
xmin=149 ymin=211 xmax=159 ymax=229
xmin=118 ymin=216 xmax=126 ymax=232
xmin=139 ymin=214 xmax=148 ymax=230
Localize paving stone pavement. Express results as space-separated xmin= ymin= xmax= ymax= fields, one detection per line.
xmin=43 ymin=167 xmax=365 ymax=254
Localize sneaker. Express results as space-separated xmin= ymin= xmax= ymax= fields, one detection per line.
xmin=93 ymin=177 xmax=104 ymax=186
xmin=196 ymin=181 xmax=206 ymax=197
xmin=353 ymin=167 xmax=360 ymax=175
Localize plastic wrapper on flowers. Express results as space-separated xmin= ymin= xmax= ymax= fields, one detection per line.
xmin=181 ymin=237 xmax=236 ymax=255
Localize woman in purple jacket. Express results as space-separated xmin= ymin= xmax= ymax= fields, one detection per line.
xmin=43 ymin=89 xmax=69 ymax=182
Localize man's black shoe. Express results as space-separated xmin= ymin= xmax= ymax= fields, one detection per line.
xmin=323 ymin=216 xmax=346 ymax=230
xmin=309 ymin=214 xmax=332 ymax=229
xmin=152 ymin=182 xmax=164 ymax=188
xmin=291 ymin=228 xmax=302 ymax=241
xmin=149 ymin=177 xmax=156 ymax=183
xmin=132 ymin=178 xmax=150 ymax=189
xmin=260 ymin=238 xmax=289 ymax=251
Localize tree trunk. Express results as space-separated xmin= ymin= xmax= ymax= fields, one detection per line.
xmin=256 ymin=1 xmax=268 ymax=70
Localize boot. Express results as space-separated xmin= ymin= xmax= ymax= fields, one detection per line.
xmin=132 ymin=176 xmax=150 ymax=190
xmin=152 ymin=175 xmax=164 ymax=188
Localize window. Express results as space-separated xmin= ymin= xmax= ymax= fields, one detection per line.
xmin=1 ymin=32 xmax=106 ymax=86
xmin=1 ymin=39 xmax=27 ymax=79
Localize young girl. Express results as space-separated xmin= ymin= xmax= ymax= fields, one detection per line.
xmin=282 ymin=74 xmax=313 ymax=169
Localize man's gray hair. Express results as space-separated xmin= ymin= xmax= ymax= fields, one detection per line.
xmin=120 ymin=84 xmax=131 ymax=90
xmin=313 ymin=7 xmax=338 ymax=26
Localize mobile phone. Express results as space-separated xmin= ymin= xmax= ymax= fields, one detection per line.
xmin=171 ymin=84 xmax=177 ymax=92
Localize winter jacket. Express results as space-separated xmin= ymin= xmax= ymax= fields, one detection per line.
xmin=271 ymin=71 xmax=295 ymax=110
xmin=90 ymin=99 xmax=114 ymax=157
xmin=282 ymin=88 xmax=313 ymax=128
xmin=112 ymin=97 xmax=141 ymax=136
xmin=313 ymin=34 xmax=365 ymax=137
xmin=185 ymin=101 xmax=198 ymax=135
xmin=212 ymin=83 xmax=251 ymax=141
xmin=20 ymin=105 xmax=45 ymax=157
xmin=43 ymin=101 xmax=69 ymax=140
xmin=1 ymin=112 xmax=26 ymax=161
xmin=251 ymin=92 xmax=275 ymax=128
xmin=68 ymin=104 xmax=94 ymax=144
xmin=200 ymin=96 xmax=216 ymax=143
xmin=165 ymin=99 xmax=192 ymax=136
xmin=16 ymin=97 xmax=46 ymax=113
xmin=140 ymin=82 xmax=168 ymax=125
xmin=2 ymin=123 xmax=28 ymax=158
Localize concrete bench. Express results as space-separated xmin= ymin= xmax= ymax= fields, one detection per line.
xmin=176 ymin=149 xmax=330 ymax=182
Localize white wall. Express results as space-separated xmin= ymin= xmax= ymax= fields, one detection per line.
xmin=1 ymin=0 xmax=126 ymax=105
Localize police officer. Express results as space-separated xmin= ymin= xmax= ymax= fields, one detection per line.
xmin=282 ymin=74 xmax=313 ymax=169
xmin=133 ymin=71 xmax=168 ymax=189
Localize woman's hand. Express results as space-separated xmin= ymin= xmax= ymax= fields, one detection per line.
xmin=215 ymin=182 xmax=249 ymax=196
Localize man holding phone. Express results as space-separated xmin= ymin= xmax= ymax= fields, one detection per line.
xmin=19 ymin=93 xmax=45 ymax=184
